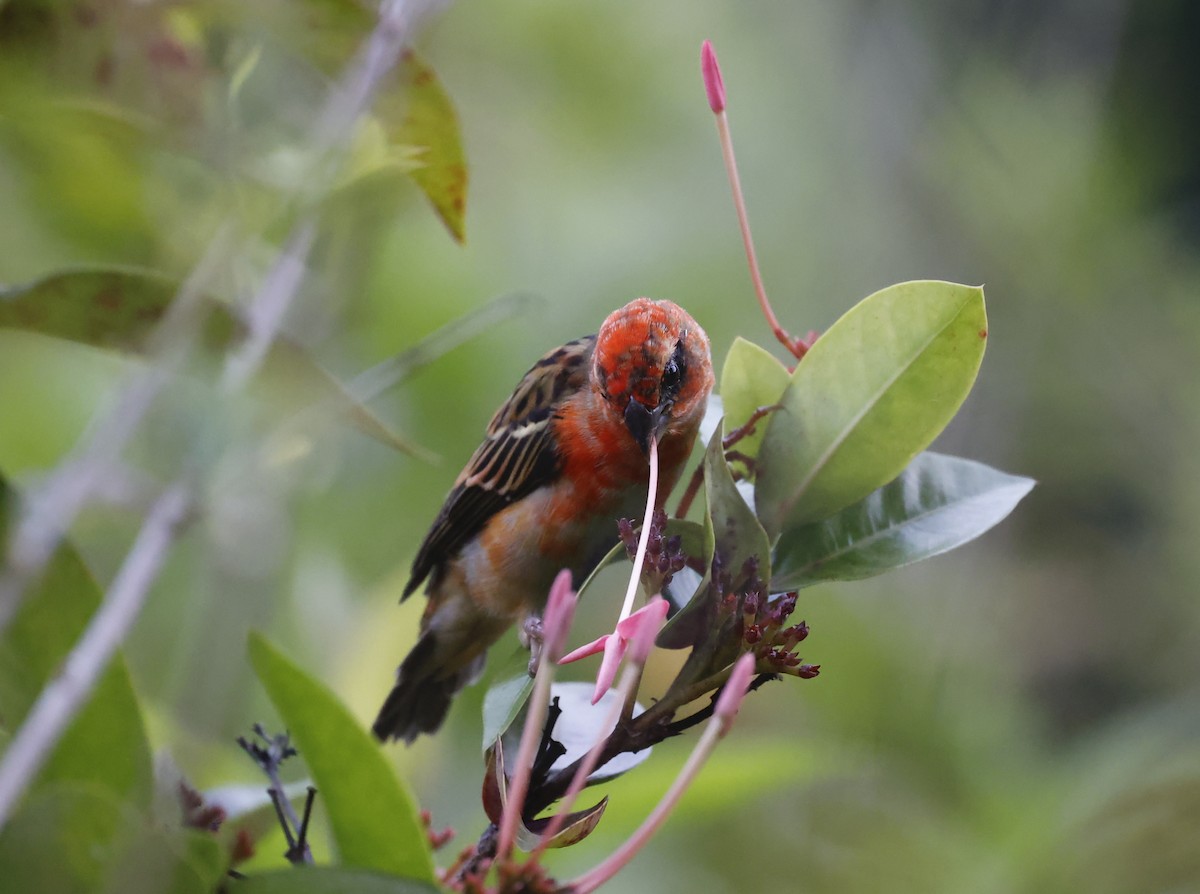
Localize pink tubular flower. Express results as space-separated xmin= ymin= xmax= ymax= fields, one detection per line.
xmin=559 ymin=597 xmax=670 ymax=704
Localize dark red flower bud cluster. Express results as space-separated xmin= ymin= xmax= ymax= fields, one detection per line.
xmin=708 ymin=553 xmax=820 ymax=680
xmin=619 ymin=509 xmax=687 ymax=595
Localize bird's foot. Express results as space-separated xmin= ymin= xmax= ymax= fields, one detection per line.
xmin=521 ymin=614 xmax=544 ymax=676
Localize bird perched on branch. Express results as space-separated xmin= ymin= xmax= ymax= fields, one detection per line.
xmin=373 ymin=298 xmax=714 ymax=743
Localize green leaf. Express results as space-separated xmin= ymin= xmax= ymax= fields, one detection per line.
xmin=233 ymin=866 xmax=441 ymax=894
xmin=480 ymin=646 xmax=535 ymax=751
xmin=658 ymin=426 xmax=769 ymax=653
xmin=0 ymin=267 xmax=428 ymax=456
xmin=247 ymin=632 xmax=435 ymax=883
xmin=755 ymin=281 xmax=988 ymax=537
xmin=0 ymin=480 xmax=153 ymax=805
xmin=0 ymin=785 xmax=225 ymax=894
xmin=705 ymin=423 xmax=772 ymax=590
xmin=771 ymin=452 xmax=1035 ymax=591
xmin=518 ymin=795 xmax=608 ymax=851
xmin=389 ymin=53 xmax=468 ymax=243
xmin=0 ymin=265 xmax=232 ymax=351
xmin=718 ymin=337 xmax=790 ymax=473
xmin=664 ymin=517 xmax=714 ymax=577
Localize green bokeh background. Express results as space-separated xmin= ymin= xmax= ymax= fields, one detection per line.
xmin=2 ymin=1 xmax=1199 ymax=891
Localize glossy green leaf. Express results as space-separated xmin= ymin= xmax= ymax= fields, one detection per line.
xmin=719 ymin=336 xmax=790 ymax=473
xmin=705 ymin=423 xmax=771 ymax=590
xmin=247 ymin=633 xmax=435 ymax=883
xmin=235 ymin=867 xmax=440 ymax=894
xmin=771 ymin=452 xmax=1035 ymax=591
xmin=388 ymin=53 xmax=468 ymax=243
xmin=0 ymin=480 xmax=153 ymax=805
xmin=756 ymin=281 xmax=988 ymax=537
xmin=0 ymin=785 xmax=225 ymax=894
xmin=658 ymin=426 xmax=769 ymax=654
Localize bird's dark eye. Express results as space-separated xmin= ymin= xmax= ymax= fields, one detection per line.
xmin=661 ymin=341 xmax=687 ymax=398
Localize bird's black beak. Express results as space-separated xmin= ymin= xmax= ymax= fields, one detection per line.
xmin=624 ymin=399 xmax=671 ymax=454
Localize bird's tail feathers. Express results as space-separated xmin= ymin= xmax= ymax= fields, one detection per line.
xmin=372 ymin=630 xmax=485 ymax=744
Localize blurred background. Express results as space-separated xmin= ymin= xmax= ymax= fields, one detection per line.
xmin=2 ymin=0 xmax=1199 ymax=891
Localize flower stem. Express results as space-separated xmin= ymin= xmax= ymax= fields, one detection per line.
xmin=705 ymin=43 xmax=808 ymax=361
xmin=529 ymin=661 xmax=636 ymax=861
xmin=617 ymin=435 xmax=659 ymax=623
xmin=568 ymin=654 xmax=754 ymax=894
xmin=496 ymin=647 xmax=556 ymax=860
xmin=673 ymin=462 xmax=703 ymax=520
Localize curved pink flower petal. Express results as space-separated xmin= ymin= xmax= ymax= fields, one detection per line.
xmin=590 ymin=634 xmax=628 ymax=704
xmin=622 ymin=597 xmax=669 ymax=664
xmin=560 ymin=634 xmax=610 ymax=666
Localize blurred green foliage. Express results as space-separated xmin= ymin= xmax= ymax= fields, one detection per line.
xmin=1 ymin=0 xmax=1199 ymax=892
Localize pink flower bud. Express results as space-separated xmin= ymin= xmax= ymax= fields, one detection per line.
xmin=714 ymin=652 xmax=756 ymax=724
xmin=542 ymin=569 xmax=578 ymax=661
xmin=559 ymin=634 xmax=609 ymax=665
xmin=700 ymin=40 xmax=726 ymax=113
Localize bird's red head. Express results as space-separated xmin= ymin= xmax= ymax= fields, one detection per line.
xmin=592 ymin=298 xmax=714 ymax=453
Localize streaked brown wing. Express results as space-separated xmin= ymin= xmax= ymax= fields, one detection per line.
xmin=403 ymin=335 xmax=596 ymax=599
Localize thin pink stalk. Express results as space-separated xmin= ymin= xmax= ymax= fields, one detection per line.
xmin=702 ymin=41 xmax=808 ymax=361
xmin=529 ymin=663 xmax=634 ymax=861
xmin=496 ymin=572 xmax=577 ymax=859
xmin=617 ymin=435 xmax=659 ymax=623
xmin=569 ymin=653 xmax=757 ymax=894
xmin=541 ymin=569 xmax=578 ymax=663
xmin=529 ymin=598 xmax=667 ymax=859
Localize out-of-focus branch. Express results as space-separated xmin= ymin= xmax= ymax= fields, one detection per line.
xmin=346 ymin=291 xmax=539 ymax=404
xmin=0 ymin=231 xmax=229 ymax=635
xmin=0 ymin=0 xmax=446 ymax=833
xmin=222 ymin=0 xmax=448 ymax=391
xmin=0 ymin=481 xmax=192 ymax=830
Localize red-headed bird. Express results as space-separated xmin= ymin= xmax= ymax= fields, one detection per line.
xmin=373 ymin=299 xmax=714 ymax=743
